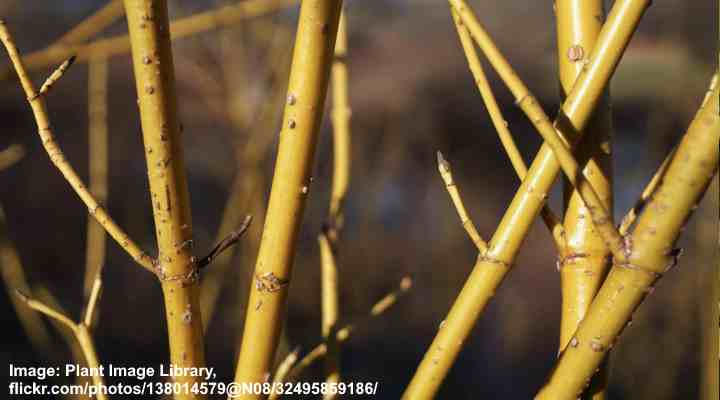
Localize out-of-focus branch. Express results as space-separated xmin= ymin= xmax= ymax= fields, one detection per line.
xmin=83 ymin=57 xmax=109 ymax=303
xmin=0 ymin=0 xmax=297 ymax=81
xmin=0 ymin=144 xmax=25 ymax=171
xmin=319 ymin=10 xmax=351 ymax=396
xmin=16 ymin=289 xmax=108 ymax=400
xmin=55 ymin=0 xmax=125 ymax=47
xmin=271 ymin=277 xmax=412 ymax=395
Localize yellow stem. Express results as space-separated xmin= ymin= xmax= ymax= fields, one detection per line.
xmin=436 ymin=151 xmax=488 ymax=253
xmin=556 ymin=1 xmax=614 ymax=399
xmin=233 ymin=1 xmax=343 ymax=392
xmin=123 ymin=1 xmax=205 ymax=398
xmin=329 ymin=10 xmax=351 ymax=223
xmin=403 ymin=1 xmax=650 ymax=397
xmin=0 ymin=20 xmax=154 ymax=273
xmin=537 ymin=75 xmax=720 ymax=400
xmin=450 ymin=8 xmax=564 ymax=249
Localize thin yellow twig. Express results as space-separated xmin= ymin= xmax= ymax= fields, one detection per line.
xmin=269 ymin=347 xmax=300 ymax=397
xmin=16 ymin=289 xmax=109 ymax=400
xmin=15 ymin=290 xmax=77 ymax=333
xmin=277 ymin=277 xmax=412 ymax=387
xmin=451 ymin=3 xmax=624 ymax=263
xmin=436 ymin=151 xmax=487 ymax=253
xmin=0 ymin=21 xmax=155 ymax=273
xmin=55 ymin=0 xmax=125 ymax=47
xmin=449 ymin=8 xmax=564 ymax=249
xmin=83 ymin=275 xmax=103 ymax=329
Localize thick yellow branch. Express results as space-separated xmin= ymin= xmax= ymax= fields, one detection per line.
xmin=233 ymin=0 xmax=343 ymax=393
xmin=537 ymin=76 xmax=720 ymax=400
xmin=0 ymin=20 xmax=154 ymax=273
xmin=556 ymin=2 xmax=614 ymax=399
xmin=403 ymin=1 xmax=649 ymax=397
xmin=123 ymin=1 xmax=205 ymax=398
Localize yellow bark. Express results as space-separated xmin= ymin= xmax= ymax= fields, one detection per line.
xmin=403 ymin=1 xmax=650 ymax=397
xmin=233 ymin=0 xmax=343 ymax=394
xmin=0 ymin=0 xmax=295 ymax=81
xmin=123 ymin=1 xmax=205 ymax=398
xmin=537 ymin=76 xmax=720 ymax=400
xmin=556 ymin=2 xmax=613 ymax=398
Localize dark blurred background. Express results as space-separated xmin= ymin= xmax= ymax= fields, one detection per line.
xmin=0 ymin=0 xmax=717 ymax=399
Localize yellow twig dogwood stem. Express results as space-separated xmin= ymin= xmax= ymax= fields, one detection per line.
xmin=449 ymin=8 xmax=564 ymax=249
xmin=233 ymin=0 xmax=343 ymax=393
xmin=537 ymin=76 xmax=720 ymax=400
xmin=436 ymin=151 xmax=487 ymax=252
xmin=556 ymin=2 xmax=614 ymax=398
xmin=0 ymin=0 xmax=296 ymax=81
xmin=84 ymin=57 xmax=110 ymax=301
xmin=0 ymin=21 xmax=155 ymax=273
xmin=403 ymin=0 xmax=650 ymax=397
xmin=123 ymin=1 xmax=205 ymax=397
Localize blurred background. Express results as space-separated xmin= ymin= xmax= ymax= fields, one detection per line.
xmin=0 ymin=0 xmax=717 ymax=398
